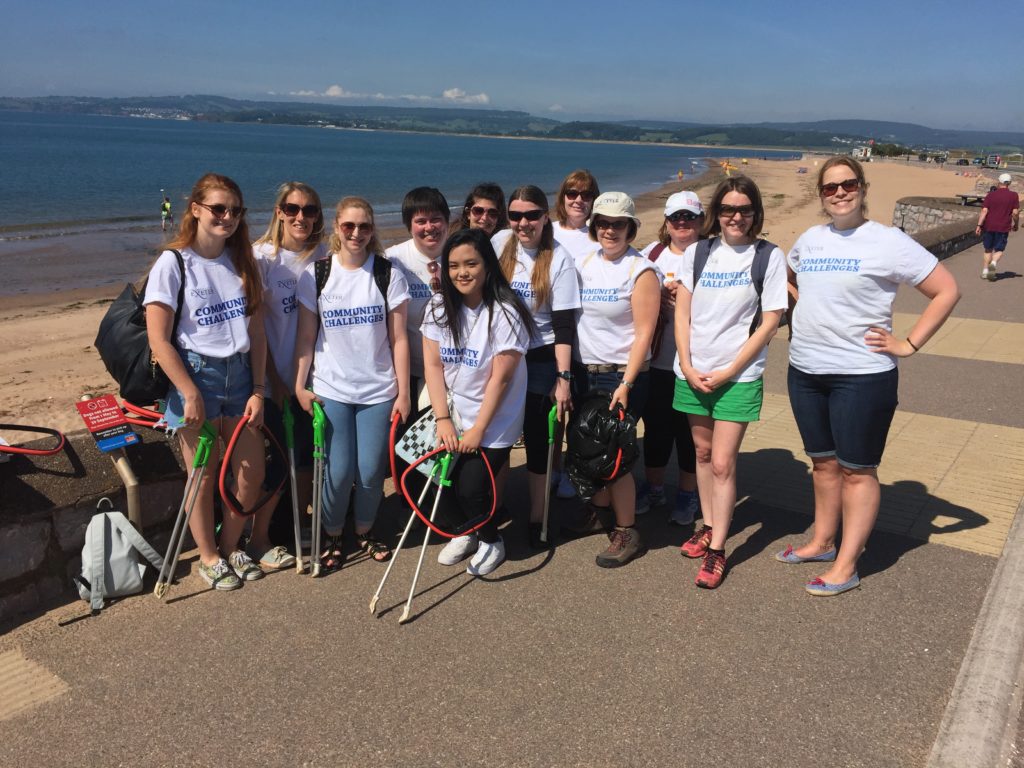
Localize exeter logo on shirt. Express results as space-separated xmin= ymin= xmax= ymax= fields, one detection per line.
xmin=320 ymin=296 xmax=384 ymax=329
xmin=195 ymin=296 xmax=248 ymax=326
xmin=699 ymin=271 xmax=751 ymax=289
xmin=276 ymin=278 xmax=297 ymax=290
xmin=190 ymin=287 xmax=216 ymax=300
xmin=439 ymin=345 xmax=482 ymax=368
xmin=796 ymin=257 xmax=861 ymax=273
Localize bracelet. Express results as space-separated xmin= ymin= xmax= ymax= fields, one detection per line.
xmin=253 ymin=384 xmax=266 ymax=391
xmin=251 ymin=391 xmax=265 ymax=399
xmin=436 ymin=415 xmax=452 ymax=422
xmin=906 ymin=338 xmax=920 ymax=352
xmin=621 ymin=380 xmax=634 ymax=390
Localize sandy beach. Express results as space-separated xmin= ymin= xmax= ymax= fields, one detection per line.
xmin=0 ymin=156 xmax=987 ymax=441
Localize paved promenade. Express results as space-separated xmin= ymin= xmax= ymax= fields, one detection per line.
xmin=1 ymin=238 xmax=1022 ymax=768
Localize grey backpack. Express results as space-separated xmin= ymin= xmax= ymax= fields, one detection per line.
xmin=74 ymin=498 xmax=164 ymax=614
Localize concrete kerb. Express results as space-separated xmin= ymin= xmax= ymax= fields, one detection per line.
xmin=927 ymin=494 xmax=1024 ymax=767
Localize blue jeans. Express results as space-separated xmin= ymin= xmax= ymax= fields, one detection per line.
xmin=319 ymin=396 xmax=395 ymax=535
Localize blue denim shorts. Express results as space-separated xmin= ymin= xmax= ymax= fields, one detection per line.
xmin=787 ymin=365 xmax=898 ymax=469
xmin=982 ymin=230 xmax=1009 ymax=253
xmin=164 ymin=349 xmax=252 ymax=429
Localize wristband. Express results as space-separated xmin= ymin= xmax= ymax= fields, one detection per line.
xmin=621 ymin=380 xmax=634 ymax=390
xmin=906 ymin=338 xmax=920 ymax=352
xmin=251 ymin=391 xmax=265 ymax=399
xmin=436 ymin=415 xmax=452 ymax=422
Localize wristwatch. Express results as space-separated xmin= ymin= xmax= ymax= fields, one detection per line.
xmin=622 ymin=379 xmax=635 ymax=390
xmin=556 ymin=370 xmax=573 ymax=381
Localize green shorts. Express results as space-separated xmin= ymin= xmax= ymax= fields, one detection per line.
xmin=673 ymin=377 xmax=763 ymax=422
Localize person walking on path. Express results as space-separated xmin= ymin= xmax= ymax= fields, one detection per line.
xmin=778 ymin=156 xmax=960 ymax=596
xmin=976 ymin=173 xmax=1019 ymax=281
xmin=674 ymin=178 xmax=787 ymax=589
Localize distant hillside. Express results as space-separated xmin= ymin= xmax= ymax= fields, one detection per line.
xmin=752 ymin=120 xmax=1024 ymax=152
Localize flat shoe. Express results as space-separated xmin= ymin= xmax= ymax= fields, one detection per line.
xmin=775 ymin=544 xmax=837 ymax=564
xmin=805 ymin=574 xmax=860 ymax=596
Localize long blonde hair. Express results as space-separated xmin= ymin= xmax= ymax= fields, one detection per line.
xmin=328 ymin=197 xmax=385 ymax=256
xmin=253 ymin=181 xmax=325 ymax=258
xmin=500 ymin=186 xmax=555 ymax=310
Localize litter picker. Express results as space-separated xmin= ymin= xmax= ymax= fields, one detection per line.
xmin=282 ymin=399 xmax=305 ymax=574
xmin=309 ymin=401 xmax=326 ymax=577
xmin=541 ymin=404 xmax=561 ymax=544
xmin=154 ymin=420 xmax=216 ymax=599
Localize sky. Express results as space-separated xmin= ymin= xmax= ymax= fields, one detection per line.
xmin=1 ymin=0 xmax=1020 ymax=132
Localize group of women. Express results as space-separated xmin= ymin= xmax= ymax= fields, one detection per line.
xmin=145 ymin=156 xmax=959 ymax=595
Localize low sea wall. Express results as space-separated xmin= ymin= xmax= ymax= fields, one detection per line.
xmin=894 ymin=196 xmax=982 ymax=259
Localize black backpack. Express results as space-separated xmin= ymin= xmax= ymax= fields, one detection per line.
xmin=693 ymin=237 xmax=787 ymax=334
xmin=94 ymin=250 xmax=185 ymax=405
xmin=564 ymin=391 xmax=639 ymax=502
xmin=314 ymin=253 xmax=392 ymax=314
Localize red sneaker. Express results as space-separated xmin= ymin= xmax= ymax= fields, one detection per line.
xmin=679 ymin=525 xmax=712 ymax=559
xmin=695 ymin=550 xmax=727 ymax=589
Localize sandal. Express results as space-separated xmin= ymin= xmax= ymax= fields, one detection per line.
xmin=357 ymin=534 xmax=391 ymax=563
xmin=319 ymin=534 xmax=343 ymax=572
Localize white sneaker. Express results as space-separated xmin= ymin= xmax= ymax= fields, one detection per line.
xmin=981 ymin=267 xmax=990 ymax=280
xmin=467 ymin=537 xmax=506 ymax=576
xmin=556 ymin=471 xmax=577 ymax=499
xmin=438 ymin=534 xmax=478 ymax=566
xmin=988 ymin=262 xmax=999 ymax=281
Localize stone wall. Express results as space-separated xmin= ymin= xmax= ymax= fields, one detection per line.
xmin=894 ymin=197 xmax=982 ymax=259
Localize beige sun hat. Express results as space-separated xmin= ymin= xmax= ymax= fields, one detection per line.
xmin=588 ymin=191 xmax=641 ymax=227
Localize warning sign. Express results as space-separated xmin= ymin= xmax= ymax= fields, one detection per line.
xmin=76 ymin=395 xmax=139 ymax=453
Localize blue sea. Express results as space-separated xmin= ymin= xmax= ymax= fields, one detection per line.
xmin=0 ymin=111 xmax=800 ymax=239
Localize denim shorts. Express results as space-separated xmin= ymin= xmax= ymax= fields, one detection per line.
xmin=787 ymin=365 xmax=898 ymax=469
xmin=164 ymin=349 xmax=253 ymax=429
xmin=982 ymin=230 xmax=1009 ymax=253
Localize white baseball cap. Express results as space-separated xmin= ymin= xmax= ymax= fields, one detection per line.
xmin=588 ymin=191 xmax=641 ymax=227
xmin=665 ymin=191 xmax=704 ymax=217
xmin=999 ymin=173 xmax=1012 ymax=184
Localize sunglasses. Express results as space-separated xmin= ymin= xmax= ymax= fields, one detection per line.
xmin=508 ymin=209 xmax=546 ymax=223
xmin=470 ymin=205 xmax=500 ymax=219
xmin=594 ymin=218 xmax=629 ymax=231
xmin=338 ymin=222 xmax=374 ymax=235
xmin=565 ymin=189 xmax=594 ymax=202
xmin=280 ymin=203 xmax=320 ymax=218
xmin=196 ymin=202 xmax=246 ymax=219
xmin=718 ymin=204 xmax=755 ymax=218
xmin=820 ymin=178 xmax=861 ymax=197
xmin=426 ymin=259 xmax=441 ymax=291
xmin=667 ymin=210 xmax=701 ymax=224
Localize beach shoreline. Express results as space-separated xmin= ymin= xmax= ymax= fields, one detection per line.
xmin=0 ymin=158 xmax=975 ymax=439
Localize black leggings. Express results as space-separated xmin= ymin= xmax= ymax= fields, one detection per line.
xmin=523 ymin=391 xmax=555 ymax=474
xmin=641 ymin=367 xmax=696 ymax=473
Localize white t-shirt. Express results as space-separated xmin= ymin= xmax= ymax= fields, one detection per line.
xmin=296 ymin=253 xmax=410 ymax=405
xmin=640 ymin=242 xmax=686 ymax=371
xmin=144 ymin=247 xmax=252 ymax=356
xmin=491 ymin=229 xmax=581 ymax=349
xmin=256 ymin=240 xmax=328 ymax=387
xmin=553 ymin=221 xmax=596 ymax=261
xmin=385 ymin=238 xmax=439 ymax=378
xmin=788 ymin=220 xmax=938 ymax=374
xmin=420 ymin=296 xmax=529 ymax=448
xmin=574 ymin=247 xmax=657 ymax=366
xmin=675 ymin=239 xmax=788 ymax=383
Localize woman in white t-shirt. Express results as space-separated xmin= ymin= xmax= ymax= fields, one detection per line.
xmin=674 ymin=176 xmax=787 ymax=590
xmin=491 ymin=185 xmax=581 ymax=549
xmin=552 ymin=169 xmax=600 ymax=261
xmin=145 ymin=173 xmax=268 ymax=591
xmin=637 ymin=191 xmax=703 ymax=527
xmin=778 ymin=156 xmax=960 ymax=597
xmin=249 ymin=181 xmax=327 ymax=570
xmin=421 ymin=228 xmax=533 ymax=577
xmin=294 ymin=197 xmax=411 ymax=571
xmin=567 ymin=191 xmax=660 ymax=569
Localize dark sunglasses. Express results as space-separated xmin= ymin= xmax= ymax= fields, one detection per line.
xmin=470 ymin=205 xmax=500 ymax=219
xmin=565 ymin=189 xmax=594 ymax=202
xmin=718 ymin=204 xmax=755 ymax=217
xmin=667 ymin=210 xmax=701 ymax=224
xmin=280 ymin=203 xmax=320 ymax=218
xmin=426 ymin=259 xmax=440 ymax=291
xmin=594 ymin=218 xmax=629 ymax=231
xmin=508 ymin=209 xmax=546 ymax=223
xmin=338 ymin=222 xmax=374 ymax=235
xmin=820 ymin=178 xmax=861 ymax=197
xmin=196 ymin=202 xmax=246 ymax=219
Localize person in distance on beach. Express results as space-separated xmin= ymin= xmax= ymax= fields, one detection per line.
xmin=976 ymin=173 xmax=1019 ymax=281
xmin=491 ymin=185 xmax=580 ymax=549
xmin=424 ymin=228 xmax=533 ymax=576
xmin=564 ymin=191 xmax=660 ymax=568
xmin=385 ymin=187 xmax=451 ymax=395
xmin=145 ymin=172 xmax=268 ymax=591
xmin=294 ymin=197 xmax=411 ymax=570
xmin=249 ymin=181 xmax=327 ymax=569
xmin=450 ymin=182 xmax=508 ymax=237
xmin=636 ymin=191 xmax=703 ymax=526
xmin=778 ymin=156 xmax=960 ymax=596
xmin=552 ymin=169 xmax=601 ymax=262
xmin=674 ymin=177 xmax=787 ymax=590
xmin=161 ymin=196 xmax=174 ymax=232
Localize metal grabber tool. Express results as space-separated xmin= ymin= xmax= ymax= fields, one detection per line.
xmin=154 ymin=420 xmax=216 ymax=599
xmin=541 ymin=404 xmax=561 ymax=544
xmin=369 ymin=451 xmax=454 ymax=622
xmin=282 ymin=399 xmax=305 ymax=574
xmin=309 ymin=401 xmax=326 ymax=577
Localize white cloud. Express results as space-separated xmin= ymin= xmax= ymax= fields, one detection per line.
xmin=324 ymin=84 xmax=354 ymax=97
xmin=442 ymin=88 xmax=490 ymax=105
xmin=548 ymin=104 xmax=564 ymax=112
xmin=287 ymin=84 xmax=490 ymax=106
